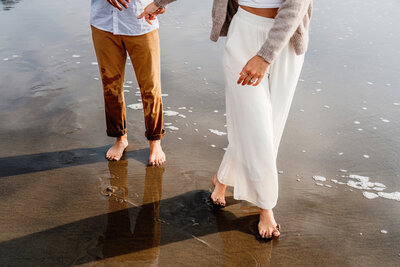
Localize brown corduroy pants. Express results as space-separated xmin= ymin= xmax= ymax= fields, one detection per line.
xmin=91 ymin=26 xmax=165 ymax=140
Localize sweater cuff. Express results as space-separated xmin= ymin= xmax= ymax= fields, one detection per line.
xmin=154 ymin=0 xmax=175 ymax=8
xmin=256 ymin=48 xmax=275 ymax=64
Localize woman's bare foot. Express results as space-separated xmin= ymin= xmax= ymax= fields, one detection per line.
xmin=106 ymin=134 xmax=128 ymax=161
xmin=258 ymin=209 xmax=280 ymax=239
xmin=148 ymin=140 xmax=166 ymax=166
xmin=211 ymin=174 xmax=227 ymax=206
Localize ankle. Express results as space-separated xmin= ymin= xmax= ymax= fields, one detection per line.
xmin=260 ymin=208 xmax=273 ymax=215
xmin=149 ymin=140 xmax=161 ymax=147
xmin=116 ymin=134 xmax=128 ymax=142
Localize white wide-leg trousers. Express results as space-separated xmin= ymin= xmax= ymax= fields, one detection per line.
xmin=217 ymin=7 xmax=305 ymax=210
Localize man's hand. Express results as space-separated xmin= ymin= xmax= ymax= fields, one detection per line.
xmin=107 ymin=0 xmax=130 ymax=11
xmin=138 ymin=2 xmax=166 ymax=25
xmin=237 ymin=55 xmax=270 ymax=86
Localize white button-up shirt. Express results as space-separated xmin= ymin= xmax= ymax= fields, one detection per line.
xmin=90 ymin=0 xmax=159 ymax=36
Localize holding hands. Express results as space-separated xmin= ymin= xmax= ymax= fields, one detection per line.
xmin=137 ymin=2 xmax=166 ymax=25
xmin=107 ymin=0 xmax=166 ymax=25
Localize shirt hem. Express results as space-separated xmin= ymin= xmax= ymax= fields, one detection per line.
xmin=90 ymin=24 xmax=159 ymax=36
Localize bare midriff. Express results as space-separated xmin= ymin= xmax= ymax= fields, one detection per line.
xmin=239 ymin=5 xmax=279 ymax=18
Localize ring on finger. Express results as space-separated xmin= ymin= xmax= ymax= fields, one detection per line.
xmin=240 ymin=72 xmax=249 ymax=77
xmin=249 ymin=78 xmax=255 ymax=83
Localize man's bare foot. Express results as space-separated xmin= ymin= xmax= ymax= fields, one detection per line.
xmin=106 ymin=134 xmax=128 ymax=161
xmin=211 ymin=174 xmax=227 ymax=206
xmin=148 ymin=140 xmax=166 ymax=166
xmin=258 ymin=209 xmax=280 ymax=239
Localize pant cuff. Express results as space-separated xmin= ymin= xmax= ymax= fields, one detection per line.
xmin=146 ymin=129 xmax=165 ymax=141
xmin=107 ymin=129 xmax=127 ymax=138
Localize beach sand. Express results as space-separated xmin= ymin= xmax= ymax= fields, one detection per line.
xmin=0 ymin=0 xmax=399 ymax=266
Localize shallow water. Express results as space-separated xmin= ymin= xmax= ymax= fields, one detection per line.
xmin=0 ymin=0 xmax=399 ymax=266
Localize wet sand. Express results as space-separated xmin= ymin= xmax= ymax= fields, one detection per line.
xmin=0 ymin=0 xmax=399 ymax=266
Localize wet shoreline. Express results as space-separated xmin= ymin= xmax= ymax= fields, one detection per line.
xmin=0 ymin=0 xmax=399 ymax=265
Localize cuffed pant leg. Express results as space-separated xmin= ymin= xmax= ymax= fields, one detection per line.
xmin=123 ymin=29 xmax=165 ymax=141
xmin=91 ymin=26 xmax=127 ymax=137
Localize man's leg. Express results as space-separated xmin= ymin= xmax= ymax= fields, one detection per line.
xmin=123 ymin=30 xmax=166 ymax=165
xmin=91 ymin=26 xmax=128 ymax=161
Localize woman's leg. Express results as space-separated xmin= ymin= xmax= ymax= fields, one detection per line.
xmin=214 ymin=8 xmax=304 ymax=238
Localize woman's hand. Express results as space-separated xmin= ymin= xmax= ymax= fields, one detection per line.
xmin=237 ymin=55 xmax=270 ymax=86
xmin=137 ymin=2 xmax=166 ymax=25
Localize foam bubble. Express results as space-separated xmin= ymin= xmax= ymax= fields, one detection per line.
xmin=164 ymin=110 xmax=179 ymax=116
xmin=363 ymin=191 xmax=379 ymax=199
xmin=313 ymin=175 xmax=327 ymax=182
xmin=208 ymin=129 xmax=227 ymax=136
xmin=377 ymin=192 xmax=400 ymax=201
xmin=166 ymin=126 xmax=179 ymax=130
xmin=127 ymin=103 xmax=143 ymax=110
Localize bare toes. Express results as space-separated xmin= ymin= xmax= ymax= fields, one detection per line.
xmin=259 ymin=229 xmax=265 ymax=237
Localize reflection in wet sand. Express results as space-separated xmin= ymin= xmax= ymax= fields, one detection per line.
xmin=98 ymin=160 xmax=163 ymax=265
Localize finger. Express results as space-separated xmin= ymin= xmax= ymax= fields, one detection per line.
xmin=111 ymin=0 xmax=123 ymax=10
xmin=237 ymin=73 xmax=247 ymax=84
xmin=145 ymin=16 xmax=153 ymax=25
xmin=117 ymin=0 xmax=129 ymax=8
xmin=241 ymin=74 xmax=252 ymax=86
xmin=246 ymin=76 xmax=256 ymax=86
xmin=237 ymin=68 xmax=248 ymax=84
xmin=137 ymin=11 xmax=146 ymax=19
xmin=253 ymin=75 xmax=264 ymax=86
xmin=107 ymin=0 xmax=118 ymax=9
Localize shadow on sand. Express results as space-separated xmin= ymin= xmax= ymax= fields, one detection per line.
xmin=0 ymin=146 xmax=149 ymax=178
xmin=0 ymin=153 xmax=276 ymax=266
